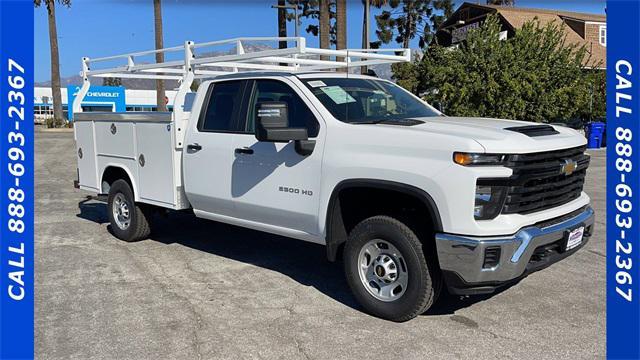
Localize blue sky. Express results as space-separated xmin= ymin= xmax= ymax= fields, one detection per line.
xmin=34 ymin=0 xmax=606 ymax=82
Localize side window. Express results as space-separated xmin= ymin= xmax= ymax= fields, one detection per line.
xmin=199 ymin=80 xmax=245 ymax=132
xmin=247 ymin=80 xmax=319 ymax=137
xmin=599 ymin=25 xmax=606 ymax=47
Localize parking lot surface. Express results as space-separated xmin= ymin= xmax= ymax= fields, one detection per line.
xmin=35 ymin=130 xmax=606 ymax=360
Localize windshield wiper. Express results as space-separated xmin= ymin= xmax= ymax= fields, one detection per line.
xmin=351 ymin=119 xmax=387 ymax=124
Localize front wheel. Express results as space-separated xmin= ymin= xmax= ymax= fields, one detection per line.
xmin=343 ymin=216 xmax=440 ymax=322
xmin=107 ymin=179 xmax=152 ymax=242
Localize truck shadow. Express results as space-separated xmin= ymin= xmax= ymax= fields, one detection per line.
xmin=424 ymin=287 xmax=512 ymax=316
xmin=77 ymin=197 xmax=109 ymax=224
xmin=77 ymin=199 xmax=510 ymax=316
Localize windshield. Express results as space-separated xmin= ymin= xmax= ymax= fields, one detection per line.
xmin=302 ymin=77 xmax=441 ymax=124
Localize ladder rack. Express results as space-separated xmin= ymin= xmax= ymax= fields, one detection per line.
xmin=72 ymin=36 xmax=410 ymax=149
xmin=73 ymin=37 xmax=410 ymax=112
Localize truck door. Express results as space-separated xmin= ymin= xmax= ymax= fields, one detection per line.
xmin=231 ymin=79 xmax=324 ymax=235
xmin=183 ymin=80 xmax=249 ymax=217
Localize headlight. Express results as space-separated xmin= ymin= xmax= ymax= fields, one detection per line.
xmin=453 ymin=152 xmax=508 ymax=166
xmin=474 ymin=185 xmax=506 ymax=220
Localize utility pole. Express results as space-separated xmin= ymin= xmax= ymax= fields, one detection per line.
xmin=153 ymin=0 xmax=166 ymax=112
xmin=272 ymin=2 xmax=299 ymax=42
xmin=361 ymin=0 xmax=370 ymax=74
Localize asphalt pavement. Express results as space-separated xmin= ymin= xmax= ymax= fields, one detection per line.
xmin=35 ymin=130 xmax=606 ymax=360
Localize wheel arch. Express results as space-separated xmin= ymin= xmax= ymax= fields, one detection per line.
xmin=100 ymin=164 xmax=138 ymax=200
xmin=324 ymin=179 xmax=443 ymax=262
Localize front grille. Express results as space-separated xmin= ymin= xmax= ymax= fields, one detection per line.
xmin=480 ymin=146 xmax=590 ymax=215
xmin=534 ymin=206 xmax=587 ymax=229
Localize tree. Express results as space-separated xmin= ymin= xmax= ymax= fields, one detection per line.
xmin=391 ymin=60 xmax=420 ymax=94
xmin=279 ymin=1 xmax=335 ymax=60
xmin=393 ymin=15 xmax=605 ymax=123
xmin=102 ymin=77 xmax=122 ymax=87
xmin=153 ymin=0 xmax=167 ymax=112
xmin=318 ymin=0 xmax=331 ymax=60
xmin=430 ymin=0 xmax=454 ymax=33
xmin=293 ymin=0 xmax=336 ymax=47
xmin=581 ymin=69 xmax=606 ymax=122
xmin=487 ymin=0 xmax=515 ymax=5
xmin=335 ymin=0 xmax=347 ymax=66
xmin=373 ymin=0 xmax=454 ymax=49
xmin=34 ymin=0 xmax=70 ymax=127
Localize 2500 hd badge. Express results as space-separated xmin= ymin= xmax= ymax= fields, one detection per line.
xmin=279 ymin=186 xmax=313 ymax=196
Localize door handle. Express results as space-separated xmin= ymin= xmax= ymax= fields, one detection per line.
xmin=234 ymin=147 xmax=254 ymax=155
xmin=187 ymin=143 xmax=202 ymax=151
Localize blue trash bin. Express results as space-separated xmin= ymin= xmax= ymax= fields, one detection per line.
xmin=586 ymin=122 xmax=605 ymax=148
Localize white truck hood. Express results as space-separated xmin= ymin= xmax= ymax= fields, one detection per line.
xmin=408 ymin=116 xmax=587 ymax=153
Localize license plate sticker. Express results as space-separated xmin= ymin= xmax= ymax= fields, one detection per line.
xmin=566 ymin=226 xmax=585 ymax=251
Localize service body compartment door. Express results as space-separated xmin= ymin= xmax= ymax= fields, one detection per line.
xmin=74 ymin=121 xmax=99 ymax=191
xmin=74 ymin=112 xmax=176 ymax=208
xmin=94 ymin=121 xmax=136 ymax=159
xmin=135 ymin=122 xmax=176 ymax=206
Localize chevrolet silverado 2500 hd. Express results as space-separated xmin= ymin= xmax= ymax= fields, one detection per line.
xmin=73 ymin=38 xmax=594 ymax=321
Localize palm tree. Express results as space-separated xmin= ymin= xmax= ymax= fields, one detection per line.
xmin=34 ymin=0 xmax=70 ymax=127
xmin=335 ymin=0 xmax=347 ymax=68
xmin=153 ymin=0 xmax=167 ymax=112
xmin=319 ymin=0 xmax=330 ymax=51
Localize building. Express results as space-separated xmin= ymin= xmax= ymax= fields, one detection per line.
xmin=435 ymin=2 xmax=606 ymax=69
xmin=34 ymin=86 xmax=177 ymax=123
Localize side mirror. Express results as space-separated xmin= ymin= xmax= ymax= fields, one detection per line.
xmin=255 ymin=102 xmax=308 ymax=143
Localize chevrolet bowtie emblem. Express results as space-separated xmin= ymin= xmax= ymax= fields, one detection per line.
xmin=560 ymin=159 xmax=578 ymax=176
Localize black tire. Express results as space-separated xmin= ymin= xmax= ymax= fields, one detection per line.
xmin=107 ymin=179 xmax=152 ymax=242
xmin=343 ymin=215 xmax=440 ymax=322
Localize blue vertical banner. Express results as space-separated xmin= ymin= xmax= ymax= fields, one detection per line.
xmin=0 ymin=0 xmax=35 ymax=359
xmin=607 ymin=1 xmax=640 ymax=359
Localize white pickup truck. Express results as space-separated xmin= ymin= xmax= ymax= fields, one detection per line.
xmin=73 ymin=38 xmax=594 ymax=321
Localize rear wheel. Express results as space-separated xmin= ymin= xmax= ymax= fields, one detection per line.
xmin=344 ymin=216 xmax=440 ymax=322
xmin=107 ymin=179 xmax=152 ymax=242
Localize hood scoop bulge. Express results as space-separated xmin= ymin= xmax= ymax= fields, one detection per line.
xmin=504 ymin=125 xmax=560 ymax=137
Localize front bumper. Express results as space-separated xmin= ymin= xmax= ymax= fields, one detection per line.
xmin=435 ymin=206 xmax=595 ymax=295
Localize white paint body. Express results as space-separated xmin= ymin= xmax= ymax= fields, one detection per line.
xmin=75 ymin=73 xmax=590 ymax=245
